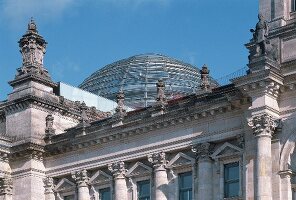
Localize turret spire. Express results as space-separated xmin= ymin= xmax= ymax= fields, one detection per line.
xmin=9 ymin=18 xmax=55 ymax=89
xmin=27 ymin=17 xmax=38 ymax=33
xmin=18 ymin=18 xmax=47 ymax=73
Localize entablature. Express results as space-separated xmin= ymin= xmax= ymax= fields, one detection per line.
xmin=45 ymin=86 xmax=249 ymax=156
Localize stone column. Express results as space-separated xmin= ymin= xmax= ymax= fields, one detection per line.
xmin=108 ymin=161 xmax=128 ymax=200
xmin=72 ymin=169 xmax=90 ymax=200
xmin=192 ymin=142 xmax=213 ymax=200
xmin=248 ymin=114 xmax=279 ymax=200
xmin=0 ymin=176 xmax=13 ymax=200
xmin=44 ymin=177 xmax=55 ymax=200
xmin=148 ymin=151 xmax=168 ymax=200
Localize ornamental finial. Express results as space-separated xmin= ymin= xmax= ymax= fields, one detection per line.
xmin=27 ymin=17 xmax=38 ymax=33
xmin=200 ymin=64 xmax=211 ymax=92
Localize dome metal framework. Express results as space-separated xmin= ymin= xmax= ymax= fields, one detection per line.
xmin=79 ymin=54 xmax=218 ymax=109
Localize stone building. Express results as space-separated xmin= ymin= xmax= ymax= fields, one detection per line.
xmin=1 ymin=0 xmax=296 ymax=199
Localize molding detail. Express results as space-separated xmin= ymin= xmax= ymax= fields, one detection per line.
xmin=126 ymin=161 xmax=152 ymax=177
xmin=167 ymin=152 xmax=195 ymax=168
xmin=211 ymin=142 xmax=243 ymax=159
xmin=54 ymin=178 xmax=76 ymax=193
xmin=88 ymin=170 xmax=112 ymax=186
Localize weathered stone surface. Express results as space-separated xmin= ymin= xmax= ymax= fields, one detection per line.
xmin=2 ymin=1 xmax=296 ymax=199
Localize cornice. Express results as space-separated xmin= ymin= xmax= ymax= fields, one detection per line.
xmin=2 ymin=94 xmax=108 ymax=122
xmin=45 ymin=88 xmax=249 ymax=156
xmin=45 ymin=125 xmax=243 ymax=176
xmin=8 ymin=73 xmax=57 ymax=88
xmin=9 ymin=142 xmax=45 ymax=161
xmin=268 ymin=22 xmax=296 ymax=39
xmin=233 ymin=70 xmax=283 ymax=98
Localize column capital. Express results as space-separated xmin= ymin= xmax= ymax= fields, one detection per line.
xmin=0 ymin=176 xmax=13 ymax=195
xmin=43 ymin=177 xmax=54 ymax=194
xmin=148 ymin=151 xmax=167 ymax=170
xmin=0 ymin=152 xmax=9 ymax=163
xmin=108 ymin=161 xmax=127 ymax=179
xmin=278 ymin=169 xmax=294 ymax=179
xmin=248 ymin=113 xmax=281 ymax=137
xmin=192 ymin=142 xmax=212 ymax=161
xmin=71 ymin=169 xmax=89 ymax=187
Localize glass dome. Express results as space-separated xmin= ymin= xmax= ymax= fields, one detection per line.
xmin=79 ymin=54 xmax=218 ymax=109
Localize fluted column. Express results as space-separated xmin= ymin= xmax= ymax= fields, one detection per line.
xmin=44 ymin=177 xmax=55 ymax=200
xmin=72 ymin=169 xmax=90 ymax=200
xmin=192 ymin=142 xmax=213 ymax=200
xmin=108 ymin=161 xmax=128 ymax=200
xmin=0 ymin=176 xmax=13 ymax=200
xmin=248 ymin=114 xmax=280 ymax=200
xmin=148 ymin=151 xmax=168 ymax=200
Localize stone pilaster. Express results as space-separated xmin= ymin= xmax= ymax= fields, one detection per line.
xmin=72 ymin=169 xmax=90 ymax=200
xmin=43 ymin=177 xmax=55 ymax=200
xmin=192 ymin=142 xmax=213 ymax=200
xmin=279 ymin=170 xmax=293 ymax=200
xmin=108 ymin=161 xmax=128 ymax=200
xmin=248 ymin=113 xmax=280 ymax=200
xmin=148 ymin=151 xmax=168 ymax=200
xmin=0 ymin=176 xmax=13 ymax=200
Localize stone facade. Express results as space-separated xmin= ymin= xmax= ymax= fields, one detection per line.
xmin=1 ymin=1 xmax=296 ymax=199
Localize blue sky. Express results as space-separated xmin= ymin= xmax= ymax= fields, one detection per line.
xmin=0 ymin=0 xmax=258 ymax=100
